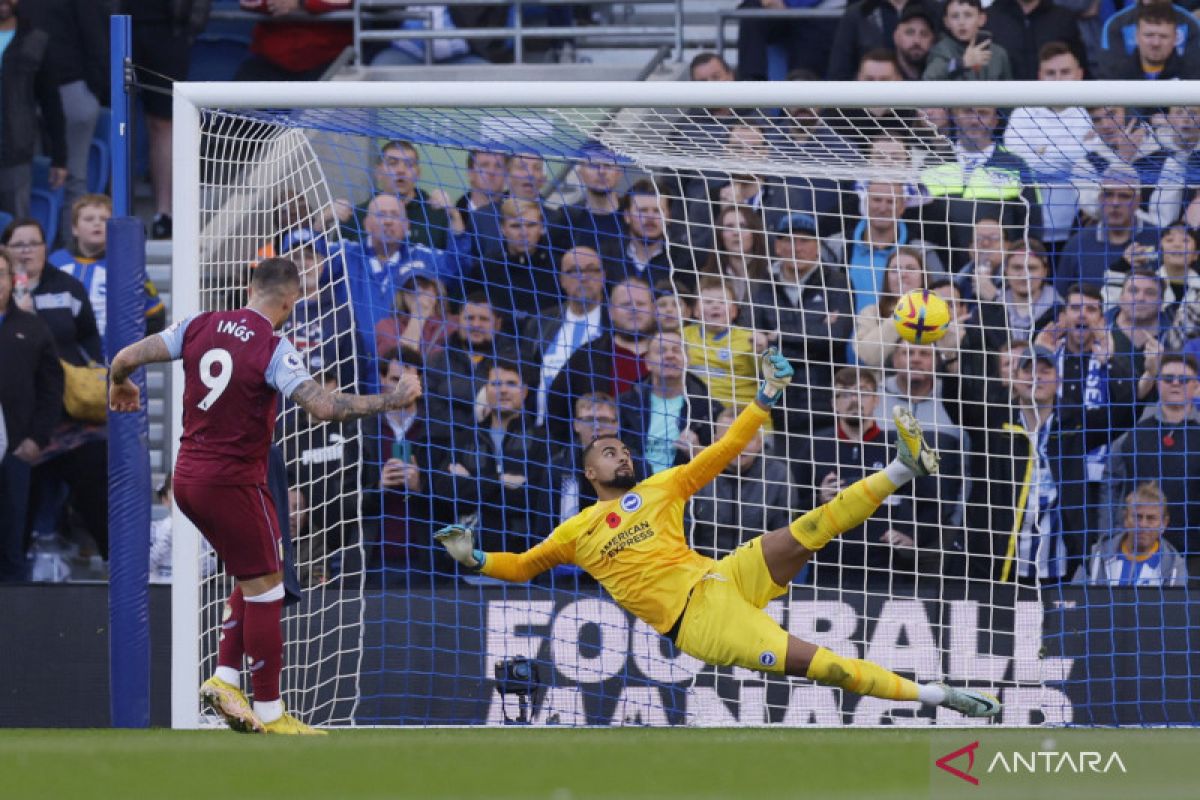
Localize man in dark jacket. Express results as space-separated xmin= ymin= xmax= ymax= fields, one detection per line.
xmin=26 ymin=0 xmax=110 ymax=240
xmin=827 ymin=0 xmax=942 ymax=80
xmin=0 ymin=252 xmax=63 ymax=581
xmin=546 ymin=276 xmax=656 ymax=448
xmin=797 ymin=367 xmax=959 ymax=589
xmin=1099 ymin=0 xmax=1200 ymax=64
xmin=1099 ymin=1 xmax=1200 ymax=80
xmin=752 ymin=212 xmax=854 ymax=440
xmin=463 ymin=197 xmax=559 ymax=330
xmin=985 ymin=0 xmax=1087 ymax=79
xmin=962 ymin=345 xmax=1126 ymax=583
xmin=690 ymin=405 xmax=796 ymax=560
xmin=370 ymin=354 xmax=446 ymax=581
xmin=341 ymin=140 xmax=452 ymax=251
xmin=0 ymin=0 xmax=66 ymax=217
xmin=425 ymin=293 xmax=521 ymax=429
xmin=431 ymin=359 xmax=553 ymax=556
xmin=735 ymin=0 xmax=839 ymax=81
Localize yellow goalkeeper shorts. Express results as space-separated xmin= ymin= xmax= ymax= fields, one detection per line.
xmin=674 ymin=538 xmax=790 ymax=674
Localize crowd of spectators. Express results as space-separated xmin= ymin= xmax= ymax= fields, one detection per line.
xmin=251 ymin=114 xmax=1200 ymax=592
xmin=5 ymin=0 xmax=1200 ymax=593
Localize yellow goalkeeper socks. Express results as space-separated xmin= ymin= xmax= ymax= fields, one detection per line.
xmin=806 ymin=646 xmax=920 ymax=702
xmin=789 ymin=471 xmax=896 ymax=551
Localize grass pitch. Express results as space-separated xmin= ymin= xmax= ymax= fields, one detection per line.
xmin=1 ymin=728 xmax=1196 ymax=800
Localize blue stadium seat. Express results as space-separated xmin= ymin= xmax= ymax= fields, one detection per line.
xmin=88 ymin=139 xmax=110 ymax=195
xmin=88 ymin=108 xmax=112 ymax=194
xmin=189 ymin=2 xmax=254 ymax=83
xmin=30 ymin=188 xmax=59 ymax=247
xmin=0 ymin=210 xmax=12 ymax=234
xmin=31 ymin=155 xmax=65 ymax=204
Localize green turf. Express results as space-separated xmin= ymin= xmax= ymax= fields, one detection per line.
xmin=0 ymin=728 xmax=1196 ymax=800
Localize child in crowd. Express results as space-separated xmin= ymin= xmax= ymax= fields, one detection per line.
xmin=49 ymin=194 xmax=166 ymax=344
xmin=683 ymin=276 xmax=765 ymax=413
xmin=923 ymin=0 xmax=1012 ymax=81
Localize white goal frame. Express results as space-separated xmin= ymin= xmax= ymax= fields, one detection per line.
xmin=169 ymin=80 xmax=1200 ymax=729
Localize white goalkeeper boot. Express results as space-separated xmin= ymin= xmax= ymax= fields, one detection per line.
xmin=938 ymin=683 xmax=1002 ymax=718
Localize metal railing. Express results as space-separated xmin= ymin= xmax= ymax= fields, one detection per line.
xmin=212 ymin=2 xmax=685 ymax=66
xmin=715 ymin=7 xmax=844 ymax=60
xmin=356 ymin=0 xmax=684 ymax=65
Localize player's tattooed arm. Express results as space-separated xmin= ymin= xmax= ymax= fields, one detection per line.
xmin=290 ymin=373 xmax=422 ymax=422
xmin=110 ymin=335 xmax=172 ymax=384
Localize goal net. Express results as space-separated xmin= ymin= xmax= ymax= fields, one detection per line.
xmin=169 ymin=81 xmax=1200 ymax=728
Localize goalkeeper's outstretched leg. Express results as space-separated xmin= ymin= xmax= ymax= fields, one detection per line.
xmin=757 ymin=405 xmax=939 ymax=588
xmin=784 ymin=636 xmax=1001 ymax=718
xmin=761 ymin=407 xmax=998 ymax=718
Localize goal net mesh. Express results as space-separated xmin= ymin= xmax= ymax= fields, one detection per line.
xmin=183 ymin=98 xmax=1199 ymax=728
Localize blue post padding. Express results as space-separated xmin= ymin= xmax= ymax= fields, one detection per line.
xmin=107 ymin=217 xmax=151 ymax=728
xmin=110 ymin=15 xmax=131 ymax=218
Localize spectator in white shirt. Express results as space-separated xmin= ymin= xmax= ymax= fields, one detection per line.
xmin=1003 ymin=43 xmax=1093 ymax=248
xmin=1074 ymin=105 xmax=1154 ymax=221
xmin=528 ymin=246 xmax=608 ymax=426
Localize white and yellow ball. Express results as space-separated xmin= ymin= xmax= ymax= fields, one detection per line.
xmin=892 ymin=289 xmax=951 ymax=345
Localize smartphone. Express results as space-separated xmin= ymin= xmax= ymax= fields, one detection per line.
xmin=392 ymin=440 xmax=412 ymax=462
xmin=974 ymin=31 xmax=993 ymax=46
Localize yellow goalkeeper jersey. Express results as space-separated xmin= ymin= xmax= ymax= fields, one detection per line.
xmin=481 ymin=402 xmax=771 ymax=633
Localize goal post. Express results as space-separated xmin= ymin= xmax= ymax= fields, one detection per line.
xmin=165 ymin=80 xmax=1200 ymax=729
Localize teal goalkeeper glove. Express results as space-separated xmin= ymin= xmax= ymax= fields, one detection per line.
xmin=434 ymin=524 xmax=486 ymax=570
xmin=756 ymin=347 xmax=794 ymax=407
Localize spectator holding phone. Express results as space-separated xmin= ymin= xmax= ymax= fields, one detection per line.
xmin=376 ymin=352 xmax=442 ymax=578
xmin=923 ymin=0 xmax=1013 ymax=80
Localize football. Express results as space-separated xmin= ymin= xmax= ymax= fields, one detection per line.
xmin=892 ymin=289 xmax=951 ymax=345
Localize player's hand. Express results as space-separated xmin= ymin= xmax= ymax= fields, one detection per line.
xmin=757 ymin=347 xmax=794 ymax=406
xmin=109 ymin=377 xmax=142 ymax=413
xmin=387 ymin=373 xmax=422 ymax=409
xmin=434 ymin=524 xmax=483 ymax=569
xmin=500 ymin=472 xmax=526 ymax=490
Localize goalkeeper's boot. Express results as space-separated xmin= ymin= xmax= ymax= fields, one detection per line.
xmin=938 ymin=683 xmax=1002 ymax=718
xmin=199 ymin=676 xmax=263 ymax=734
xmin=892 ymin=406 xmax=939 ymax=477
xmin=262 ymin=708 xmax=328 ymax=736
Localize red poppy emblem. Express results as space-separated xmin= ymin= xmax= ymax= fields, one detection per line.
xmin=606 ymin=512 xmax=621 ymax=529
xmin=1165 ymin=434 xmax=1175 ymax=447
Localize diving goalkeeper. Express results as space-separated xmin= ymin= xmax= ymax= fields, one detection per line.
xmin=436 ymin=349 xmax=1000 ymax=718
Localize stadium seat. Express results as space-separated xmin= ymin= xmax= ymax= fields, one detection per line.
xmin=0 ymin=210 xmax=12 ymax=234
xmin=88 ymin=108 xmax=112 ymax=194
xmin=32 ymin=156 xmax=66 ymax=203
xmin=30 ymin=188 xmax=60 ymax=247
xmin=88 ymin=139 xmax=110 ymax=195
xmin=189 ymin=2 xmax=254 ymax=83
